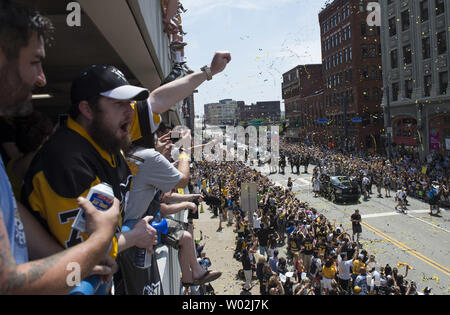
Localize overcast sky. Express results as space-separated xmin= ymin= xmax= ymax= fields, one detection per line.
xmin=181 ymin=0 xmax=329 ymax=116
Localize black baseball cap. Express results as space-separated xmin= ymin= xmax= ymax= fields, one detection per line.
xmin=71 ymin=65 xmax=149 ymax=106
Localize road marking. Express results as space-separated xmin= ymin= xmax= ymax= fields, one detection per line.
xmin=362 ymin=210 xmax=429 ymax=219
xmin=361 ymin=222 xmax=450 ymax=277
xmin=362 ymin=210 xmax=450 ymax=234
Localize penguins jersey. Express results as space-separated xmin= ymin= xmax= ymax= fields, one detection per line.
xmin=22 ymin=99 xmax=160 ymax=258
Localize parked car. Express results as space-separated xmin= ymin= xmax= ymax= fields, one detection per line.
xmin=320 ymin=175 xmax=361 ymax=203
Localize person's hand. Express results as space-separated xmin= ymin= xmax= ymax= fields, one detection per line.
xmin=156 ymin=131 xmax=174 ymax=159
xmin=90 ymin=255 xmax=118 ymax=284
xmin=185 ymin=202 xmax=198 ymax=214
xmin=130 ymin=216 xmax=158 ymax=253
xmin=79 ymin=197 xmax=120 ymax=240
xmin=210 ymin=51 xmax=231 ymax=76
xmin=191 ymin=194 xmax=203 ymax=202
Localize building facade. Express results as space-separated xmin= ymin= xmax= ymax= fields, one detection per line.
xmin=319 ymin=0 xmax=384 ymax=152
xmin=380 ymin=0 xmax=450 ymax=159
xmin=204 ymin=99 xmax=240 ymax=126
xmin=282 ymin=64 xmax=326 ymax=142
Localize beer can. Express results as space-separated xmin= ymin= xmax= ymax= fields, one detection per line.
xmin=72 ymin=182 xmax=114 ymax=233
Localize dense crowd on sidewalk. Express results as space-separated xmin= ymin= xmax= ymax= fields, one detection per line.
xmin=194 ymin=158 xmax=437 ymax=295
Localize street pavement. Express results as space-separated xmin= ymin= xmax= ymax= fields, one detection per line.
xmin=248 ymin=162 xmax=450 ymax=295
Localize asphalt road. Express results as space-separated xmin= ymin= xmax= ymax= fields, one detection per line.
xmin=249 ymin=162 xmax=450 ymax=295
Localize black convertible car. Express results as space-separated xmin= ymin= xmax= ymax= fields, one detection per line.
xmin=319 ymin=175 xmax=361 ymax=203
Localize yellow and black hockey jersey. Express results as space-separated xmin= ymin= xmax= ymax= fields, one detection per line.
xmin=22 ymin=100 xmax=160 ymax=258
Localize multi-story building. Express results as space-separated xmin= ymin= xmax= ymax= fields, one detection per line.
xmin=238 ymin=101 xmax=281 ymax=124
xmin=380 ymin=0 xmax=450 ymax=159
xmin=253 ymin=101 xmax=281 ymax=123
xmin=319 ymin=0 xmax=384 ymax=152
xmin=204 ymin=99 xmax=240 ymax=126
xmin=282 ymin=64 xmax=325 ymax=142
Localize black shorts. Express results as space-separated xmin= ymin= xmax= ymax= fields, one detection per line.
xmin=429 ymin=199 xmax=439 ymax=206
xmin=352 ymin=224 xmax=362 ymax=234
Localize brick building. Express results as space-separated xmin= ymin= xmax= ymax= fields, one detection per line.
xmin=319 ymin=0 xmax=384 ymax=152
xmin=282 ymin=64 xmax=325 ymax=142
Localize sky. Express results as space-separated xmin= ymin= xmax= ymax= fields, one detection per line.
xmin=181 ymin=0 xmax=330 ymax=116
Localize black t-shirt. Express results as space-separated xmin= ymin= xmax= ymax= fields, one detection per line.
xmin=242 ymin=254 xmax=252 ymax=270
xmin=258 ymin=228 xmax=271 ymax=246
xmin=351 ymin=213 xmax=361 ymax=228
xmin=302 ymin=237 xmax=314 ymax=255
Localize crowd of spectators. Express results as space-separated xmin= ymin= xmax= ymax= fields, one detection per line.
xmin=194 ymin=159 xmax=436 ymax=295
xmin=281 ymin=140 xmax=449 ymax=215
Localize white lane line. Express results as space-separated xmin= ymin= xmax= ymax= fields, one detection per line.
xmin=362 ymin=210 xmax=450 ymax=234
xmin=405 ymin=213 xmax=450 ymax=234
xmin=361 ymin=210 xmax=430 ymax=219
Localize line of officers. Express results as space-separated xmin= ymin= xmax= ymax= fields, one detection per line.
xmin=273 ymin=151 xmax=311 ymax=175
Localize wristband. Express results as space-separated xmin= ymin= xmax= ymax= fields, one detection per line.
xmin=201 ymin=65 xmax=212 ymax=81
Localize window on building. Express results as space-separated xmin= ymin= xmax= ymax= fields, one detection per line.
xmin=422 ymin=37 xmax=431 ymax=59
xmin=435 ymin=0 xmax=445 ymax=16
xmin=389 ymin=17 xmax=397 ymax=37
xmin=361 ymin=44 xmax=368 ymax=58
xmin=424 ymin=75 xmax=432 ymax=97
xmin=361 ymin=23 xmax=367 ymax=37
xmin=390 ymin=49 xmax=398 ymax=69
xmin=392 ymin=82 xmax=399 ymax=101
xmin=439 ymin=71 xmax=448 ymax=95
xmin=361 ymin=66 xmax=369 ymax=80
xmin=437 ymin=31 xmax=447 ymax=55
xmin=420 ymin=0 xmax=429 ymax=22
xmin=368 ymin=44 xmax=377 ymax=57
xmin=404 ymin=80 xmax=413 ymax=99
xmin=403 ymin=45 xmax=412 ymax=64
xmin=401 ymin=10 xmax=410 ymax=31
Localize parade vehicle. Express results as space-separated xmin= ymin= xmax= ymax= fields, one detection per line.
xmin=320 ymin=175 xmax=361 ymax=203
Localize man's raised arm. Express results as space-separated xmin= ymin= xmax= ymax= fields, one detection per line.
xmin=149 ymin=51 xmax=231 ymax=114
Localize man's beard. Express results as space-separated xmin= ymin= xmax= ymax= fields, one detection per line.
xmin=88 ymin=111 xmax=131 ymax=154
xmin=0 ymin=60 xmax=33 ymax=117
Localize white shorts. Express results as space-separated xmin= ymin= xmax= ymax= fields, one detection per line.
xmin=321 ymin=277 xmax=333 ymax=290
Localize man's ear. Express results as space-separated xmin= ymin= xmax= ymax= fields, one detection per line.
xmin=78 ymin=100 xmax=94 ymax=121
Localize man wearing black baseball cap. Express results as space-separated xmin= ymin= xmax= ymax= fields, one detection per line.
xmin=23 ymin=50 xmax=231 ymax=294
xmin=22 ymin=64 xmax=161 ymax=292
